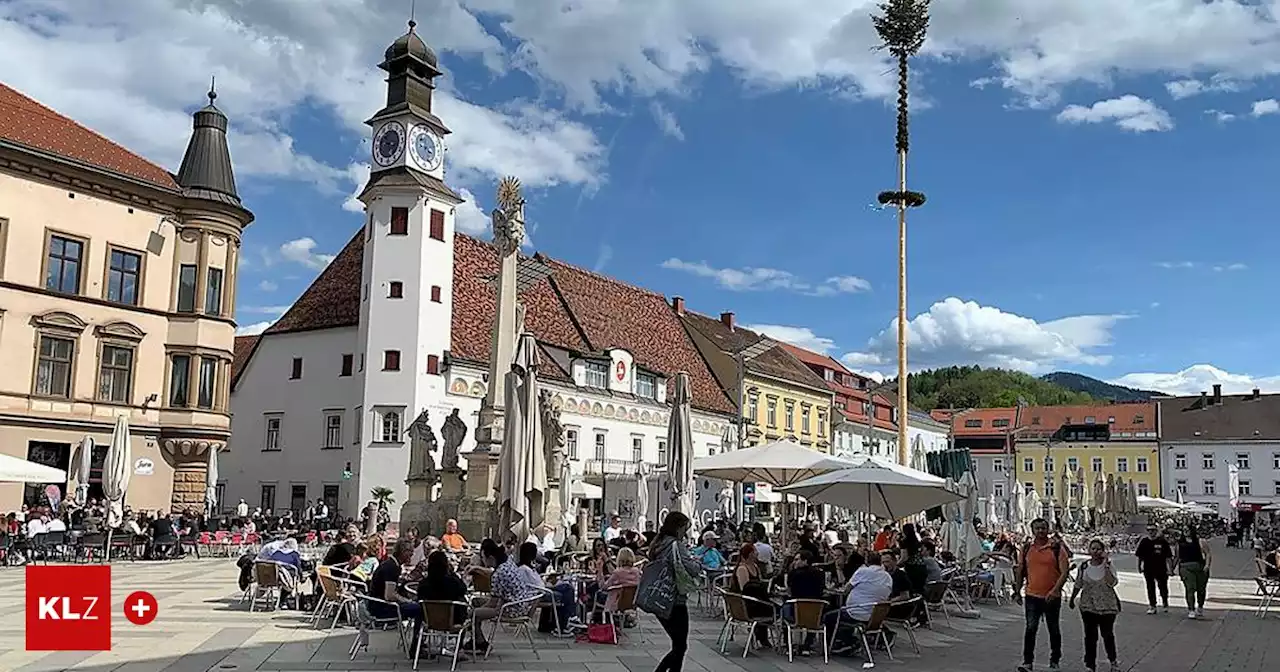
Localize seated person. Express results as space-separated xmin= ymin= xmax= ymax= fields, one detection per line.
xmin=351 ymin=535 xmax=384 ymax=580
xmin=322 ymin=525 xmax=361 ymax=567
xmin=828 ymin=551 xmax=892 ymax=655
xmin=584 ymin=539 xmax=616 ymax=598
xmin=368 ymin=539 xmax=423 ymax=626
xmin=600 ymin=547 xmax=642 ymax=613
xmin=693 ymin=532 xmax=727 ymax=573
xmin=921 ymin=541 xmax=944 ymax=584
xmin=730 ymin=543 xmax=773 ymax=648
xmin=441 ymin=519 xmax=468 ymax=552
xmin=882 ymin=550 xmax=921 ymax=626
xmin=417 ymin=550 xmax=473 ymax=639
xmin=782 ymin=550 xmax=826 ymax=656
xmin=525 ymin=524 xmax=558 ymax=572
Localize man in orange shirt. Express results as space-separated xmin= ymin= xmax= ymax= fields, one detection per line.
xmin=1013 ymin=518 xmax=1070 ymax=672
xmin=873 ymin=523 xmax=896 ymax=552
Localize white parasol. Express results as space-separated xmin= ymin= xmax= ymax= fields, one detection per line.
xmin=778 ymin=457 xmax=962 ymax=520
xmin=71 ymin=437 xmax=94 ymax=505
xmin=666 ymin=372 xmax=696 ymax=517
xmin=496 ymin=333 xmax=546 ymax=540
xmin=102 ymin=414 xmax=131 ymax=554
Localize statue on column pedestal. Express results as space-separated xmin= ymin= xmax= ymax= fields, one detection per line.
xmin=540 ymin=390 xmax=566 ymax=483
xmin=407 ymin=410 xmax=439 ymax=489
xmin=440 ymin=408 xmax=467 ymax=471
xmin=492 ymin=176 xmax=526 ymax=257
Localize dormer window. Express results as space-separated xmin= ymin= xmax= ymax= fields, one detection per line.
xmin=635 ymin=372 xmax=657 ymax=400
xmin=824 ymin=369 xmax=834 ymax=382
xmin=583 ymin=361 xmax=608 ymax=389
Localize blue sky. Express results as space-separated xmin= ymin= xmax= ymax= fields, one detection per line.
xmin=4 ymin=0 xmax=1279 ymax=395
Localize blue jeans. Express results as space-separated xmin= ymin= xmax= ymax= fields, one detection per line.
xmin=1023 ymin=596 xmax=1062 ymax=667
xmin=550 ymin=584 xmax=576 ymax=626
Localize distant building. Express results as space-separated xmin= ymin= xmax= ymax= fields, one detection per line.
xmin=1159 ymin=385 xmax=1280 ymax=516
xmin=0 ymin=83 xmax=252 ymax=513
xmin=779 ymin=344 xmax=898 ymax=461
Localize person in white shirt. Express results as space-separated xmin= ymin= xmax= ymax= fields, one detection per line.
xmin=45 ymin=516 xmax=67 ymax=533
xmin=26 ymin=516 xmax=47 ymax=538
xmin=751 ymin=531 xmax=774 ymax=565
xmin=602 ymin=515 xmax=622 ymax=543
xmin=235 ymin=499 xmax=249 ymax=519
xmin=828 ymin=550 xmax=892 ymax=654
xmin=526 ymin=524 xmax=558 ymax=571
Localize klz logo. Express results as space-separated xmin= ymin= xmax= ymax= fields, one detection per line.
xmin=26 ymin=565 xmax=111 ymax=651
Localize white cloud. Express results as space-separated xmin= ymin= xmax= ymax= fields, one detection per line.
xmin=744 ymin=324 xmax=837 ymax=355
xmin=593 ymin=244 xmax=614 ymax=272
xmin=279 ymin=238 xmax=336 ymax=270
xmin=1164 ymin=77 xmax=1239 ymax=99
xmin=1157 ymin=261 xmax=1247 ymax=271
xmin=454 ymin=188 xmax=491 ymax=236
xmin=241 ymin=305 xmax=290 ymax=316
xmin=1056 ymin=95 xmax=1173 ymax=132
xmin=842 ymin=297 xmax=1128 ymax=375
xmin=1208 ymin=109 xmax=1236 ymax=123
xmin=1251 ymin=99 xmax=1280 ymax=117
xmin=661 ymin=258 xmax=870 ymax=296
xmin=258 ymin=280 xmax=278 ymax=292
xmin=342 ymin=163 xmax=371 ymax=214
xmin=1111 ymin=365 xmax=1280 ymax=396
xmin=1213 ymin=262 xmax=1248 ymax=272
xmin=1157 ymin=261 xmax=1197 ymax=269
xmin=235 ymin=321 xmax=273 ymax=336
xmin=650 ymin=102 xmax=685 ymax=141
xmin=0 ymin=1 xmax=604 ymax=208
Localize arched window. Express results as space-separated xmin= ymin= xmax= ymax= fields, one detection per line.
xmin=380 ymin=411 xmax=401 ymax=443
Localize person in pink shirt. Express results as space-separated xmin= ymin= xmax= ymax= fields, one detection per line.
xmin=602 ymin=547 xmax=643 ymax=612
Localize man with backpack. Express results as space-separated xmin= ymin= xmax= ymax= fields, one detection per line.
xmin=1013 ymin=517 xmax=1071 ymax=672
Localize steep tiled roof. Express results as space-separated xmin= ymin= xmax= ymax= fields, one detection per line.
xmin=231 ymin=335 xmax=260 ymax=385
xmin=680 ymin=313 xmax=830 ymax=393
xmin=781 ymin=343 xmax=852 ymax=377
xmin=1160 ymin=393 xmax=1280 ymax=441
xmin=0 ymin=83 xmax=178 ymax=189
xmin=251 ymin=230 xmax=734 ymax=415
xmin=951 ymin=403 xmax=1158 ymax=439
xmin=952 ymin=408 xmax=1019 ymax=436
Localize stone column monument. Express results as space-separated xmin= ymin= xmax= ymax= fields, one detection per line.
xmin=399 ymin=410 xmax=440 ymax=537
xmin=468 ymin=177 xmax=525 ymax=505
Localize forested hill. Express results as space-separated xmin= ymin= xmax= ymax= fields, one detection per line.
xmin=904 ymin=366 xmax=1094 ymax=410
xmin=1040 ymin=371 xmax=1158 ymax=401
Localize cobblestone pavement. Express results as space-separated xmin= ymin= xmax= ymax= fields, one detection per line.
xmin=0 ymin=540 xmax=1276 ymax=672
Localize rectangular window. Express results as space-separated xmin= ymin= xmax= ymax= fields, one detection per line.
xmin=1275 ymin=453 xmax=1280 ymax=470
xmin=802 ymin=407 xmax=811 ymax=433
xmin=290 ymin=485 xmax=307 ymax=515
xmin=1092 ymin=457 xmax=1103 ymax=472
xmin=1107 ymin=416 xmax=1116 ymax=424
xmin=1134 ymin=414 xmax=1145 ymax=425
xmin=1024 ymin=483 xmax=1035 ymax=495
xmin=1117 ymin=457 xmax=1129 ymax=473
xmin=594 ymin=431 xmax=606 ymax=460
xmin=1023 ymin=457 xmax=1034 ymax=473
xmin=1067 ymin=457 xmax=1079 ymax=472
xmin=353 ymin=406 xmax=362 ymax=445
xmin=1030 ymin=416 xmax=1041 ymax=425
xmin=964 ymin=419 xmax=982 ymax=428
xmin=177 ymin=264 xmax=197 ymax=312
xmin=1084 ymin=416 xmax=1096 ymax=424
xmin=1044 ymin=456 xmax=1054 ymax=473
xmin=429 ymin=209 xmax=445 ymax=241
xmin=430 ymin=285 xmax=441 ymax=302
xmin=380 ymin=410 xmax=402 ymax=442
xmin=992 ymin=418 xmax=1010 ymax=428
xmin=1175 ymin=453 xmax=1187 ymax=470
xmin=658 ymin=439 xmax=667 ymax=465
xmin=389 ymin=281 xmax=404 ymax=299
xmin=35 ymin=335 xmax=75 ymax=398
xmin=993 ymin=482 xmax=1005 ymax=498
xmin=1203 ymin=479 xmax=1216 ymax=495
xmin=1240 ymin=480 xmax=1252 ymax=496
xmin=992 ymin=458 xmax=1004 ymax=472
xmin=260 ymin=484 xmax=276 ymax=512
xmin=1137 ymin=457 xmax=1149 ymax=473
xmin=635 ymin=372 xmax=656 ymax=400
xmin=45 ymin=234 xmax=84 ymax=294
xmin=106 ymin=248 xmax=141 ymax=305
xmin=746 ymin=396 xmax=758 ymax=422
xmin=1045 ymin=479 xmax=1055 ymax=498
xmin=323 ymin=484 xmax=340 ymax=512
xmin=197 ymin=357 xmax=217 ymax=409
xmin=290 ymin=357 xmax=303 ymax=380
xmin=97 ymin=344 xmax=134 ymax=403
xmin=1202 ymin=453 xmax=1214 ymax=470
xmin=324 ymin=413 xmax=342 ymax=449
xmin=205 ymin=267 xmax=224 ymax=316
xmin=632 ymin=436 xmax=643 ymax=463
xmin=1274 ymin=481 xmax=1280 ymax=497
xmin=817 ymin=411 xmax=826 ymax=437
xmin=566 ymin=429 xmax=578 ymax=460
xmin=426 ymin=354 xmax=440 ymax=375
xmin=767 ymin=399 xmax=777 ymax=427
xmin=1175 ymin=479 xmax=1187 ymax=494
xmin=265 ymin=416 xmax=282 ymax=451
xmin=169 ymin=354 xmax=191 ymax=407
xmin=1137 ymin=482 xmax=1149 ymax=496
xmin=341 ymin=354 xmax=354 ymax=377
xmin=390 ymin=207 xmax=409 ymax=235
xmin=384 ymin=350 xmax=401 ymax=371
xmin=785 ymin=404 xmax=794 ymax=431
xmin=583 ymin=361 xmax=608 ymax=388
xmin=1237 ymin=453 xmax=1251 ymax=470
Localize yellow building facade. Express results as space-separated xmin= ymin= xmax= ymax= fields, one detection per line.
xmin=1014 ymin=439 xmax=1162 ymax=501
xmin=742 ymin=374 xmax=833 ymax=450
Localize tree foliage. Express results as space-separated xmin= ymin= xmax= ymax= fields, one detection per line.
xmin=906 ymin=366 xmax=1095 ymax=410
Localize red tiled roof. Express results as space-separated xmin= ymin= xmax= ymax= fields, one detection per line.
xmin=231 ymin=335 xmax=259 ymax=384
xmin=951 ymin=403 xmax=1158 ymax=438
xmin=251 ymin=231 xmax=735 ymax=415
xmin=680 ymin=312 xmax=830 ymax=393
xmin=0 ymin=83 xmax=178 ymax=190
xmin=951 ymin=408 xmax=1018 ymax=436
xmin=780 ymin=343 xmax=852 ymax=376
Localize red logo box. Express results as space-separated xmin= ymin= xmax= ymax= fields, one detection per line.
xmin=26 ymin=565 xmax=112 ymax=651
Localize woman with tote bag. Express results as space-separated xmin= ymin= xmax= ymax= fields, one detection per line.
xmin=638 ymin=512 xmax=703 ymax=672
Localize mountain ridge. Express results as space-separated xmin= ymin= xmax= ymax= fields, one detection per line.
xmin=1039 ymin=371 xmax=1160 ymax=401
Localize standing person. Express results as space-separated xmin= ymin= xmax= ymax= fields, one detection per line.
xmin=644 ymin=511 xmax=703 ymax=672
xmin=1013 ymin=518 xmax=1071 ymax=672
xmin=1175 ymin=527 xmax=1212 ymax=619
xmin=1134 ymin=524 xmax=1173 ymax=614
xmin=1069 ymin=539 xmax=1122 ymax=672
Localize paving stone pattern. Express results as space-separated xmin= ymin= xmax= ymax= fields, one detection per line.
xmin=0 ymin=540 xmax=1276 ymax=672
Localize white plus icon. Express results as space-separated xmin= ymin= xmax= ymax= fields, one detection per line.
xmin=131 ymin=599 xmax=151 ymax=619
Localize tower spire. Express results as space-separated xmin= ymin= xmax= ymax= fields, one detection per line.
xmin=208 ymin=75 xmax=217 ymax=105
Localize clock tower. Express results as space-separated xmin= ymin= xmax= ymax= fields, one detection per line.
xmin=355 ymin=19 xmax=464 ymax=523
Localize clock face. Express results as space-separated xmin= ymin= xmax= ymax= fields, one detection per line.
xmin=372 ymin=121 xmax=405 ymax=167
xmin=408 ymin=124 xmax=442 ymax=171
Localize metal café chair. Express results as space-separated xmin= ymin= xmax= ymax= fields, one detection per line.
xmin=718 ymin=590 xmax=778 ymax=658
xmin=602 ymin=584 xmax=644 ymax=644
xmin=415 ymin=600 xmax=474 ymax=671
xmin=482 ymin=593 xmax=544 ymax=660
xmin=781 ymin=598 xmax=829 ymax=663
xmin=349 ymin=593 xmax=411 ymax=660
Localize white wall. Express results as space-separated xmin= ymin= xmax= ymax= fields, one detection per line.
xmin=833 ymin=422 xmax=898 ymax=461
xmin=1161 ymin=441 xmax=1280 ymax=514
xmin=224 ymin=327 xmax=362 ymax=517
xmin=908 ymin=421 xmax=949 ymax=455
